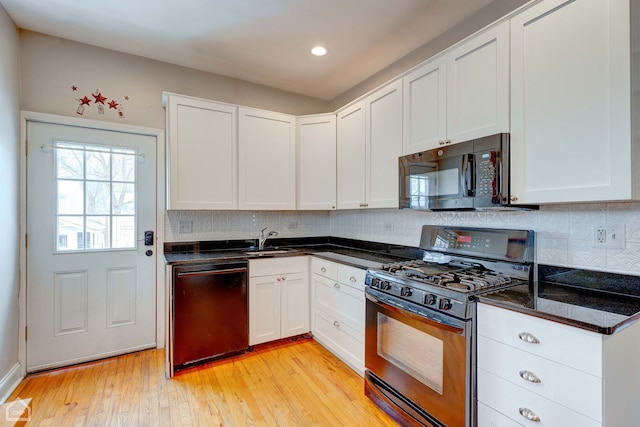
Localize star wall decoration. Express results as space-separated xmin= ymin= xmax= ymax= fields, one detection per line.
xmin=92 ymin=91 xmax=107 ymax=104
xmin=71 ymin=85 xmax=129 ymax=118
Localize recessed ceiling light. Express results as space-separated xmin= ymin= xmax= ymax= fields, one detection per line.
xmin=311 ymin=46 xmax=327 ymax=56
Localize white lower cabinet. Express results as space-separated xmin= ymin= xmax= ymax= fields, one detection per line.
xmin=477 ymin=303 xmax=640 ymax=427
xmin=249 ymin=257 xmax=309 ymax=346
xmin=310 ymin=257 xmax=366 ymax=375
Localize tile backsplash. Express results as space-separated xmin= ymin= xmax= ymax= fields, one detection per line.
xmin=165 ymin=202 xmax=640 ymax=275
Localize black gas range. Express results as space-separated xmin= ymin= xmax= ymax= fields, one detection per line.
xmin=364 ymin=225 xmax=535 ymax=427
xmin=365 ymin=225 xmax=535 ymax=321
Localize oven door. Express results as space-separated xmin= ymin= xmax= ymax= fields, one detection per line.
xmin=365 ymin=291 xmax=471 ymax=427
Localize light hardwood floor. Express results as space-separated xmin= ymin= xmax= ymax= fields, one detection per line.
xmin=8 ymin=337 xmax=399 ymax=426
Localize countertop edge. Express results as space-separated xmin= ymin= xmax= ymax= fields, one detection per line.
xmin=476 ymin=295 xmax=640 ymax=335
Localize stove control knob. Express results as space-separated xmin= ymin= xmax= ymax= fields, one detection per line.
xmin=423 ymin=294 xmax=436 ymax=305
xmin=439 ymin=298 xmax=452 ymax=310
xmin=381 ymin=281 xmax=392 ymax=290
xmin=370 ymin=278 xmax=380 ymax=288
xmin=400 ymin=287 xmax=412 ymax=297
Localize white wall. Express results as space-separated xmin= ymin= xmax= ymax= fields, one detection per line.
xmin=19 ymin=31 xmax=329 ymax=130
xmin=0 ymin=4 xmax=22 ymax=401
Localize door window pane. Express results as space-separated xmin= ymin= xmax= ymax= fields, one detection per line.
xmin=55 ymin=141 xmax=137 ymax=252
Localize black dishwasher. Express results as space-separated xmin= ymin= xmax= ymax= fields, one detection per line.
xmin=172 ymin=260 xmax=248 ymax=370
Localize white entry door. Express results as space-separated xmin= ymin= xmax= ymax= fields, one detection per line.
xmin=26 ymin=121 xmax=157 ymax=372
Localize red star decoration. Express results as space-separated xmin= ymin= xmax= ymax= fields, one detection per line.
xmin=79 ymin=96 xmax=91 ymax=106
xmin=71 ymin=85 xmax=77 ymax=91
xmin=108 ymin=100 xmax=119 ymax=109
xmin=92 ymin=92 xmax=107 ymax=104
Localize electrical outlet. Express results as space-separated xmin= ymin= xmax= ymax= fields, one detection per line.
xmin=593 ymin=225 xmax=625 ymax=249
xmin=384 ymin=222 xmax=394 ymax=232
xmin=179 ymin=220 xmax=193 ymax=233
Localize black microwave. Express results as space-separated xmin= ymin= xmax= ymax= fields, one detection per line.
xmin=399 ymin=133 xmax=530 ymax=210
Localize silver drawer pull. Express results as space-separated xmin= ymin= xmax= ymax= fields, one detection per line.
xmin=333 ymin=320 xmax=340 ymax=327
xmin=334 ymin=283 xmax=340 ymax=289
xmin=518 ymin=332 xmax=540 ymax=344
xmin=519 ymin=370 xmax=541 ymax=383
xmin=321 ymin=267 xmax=327 ymax=273
xmin=350 ymin=276 xmax=357 ymax=282
xmin=518 ymin=407 xmax=541 ymax=422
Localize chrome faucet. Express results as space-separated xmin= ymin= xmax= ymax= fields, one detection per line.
xmin=258 ymin=227 xmax=278 ymax=250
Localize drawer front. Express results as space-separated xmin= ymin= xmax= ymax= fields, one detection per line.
xmin=312 ymin=274 xmax=364 ymax=333
xmin=478 ymin=335 xmax=602 ymax=421
xmin=477 ymin=402 xmax=524 ymax=427
xmin=337 ymin=264 xmax=366 ymax=291
xmin=478 ymin=369 xmax=600 ymax=427
xmin=310 ymin=257 xmax=338 ymax=280
xmin=250 ymin=256 xmax=309 ymax=277
xmin=312 ymin=307 xmax=364 ymax=375
xmin=477 ymin=303 xmax=602 ymax=376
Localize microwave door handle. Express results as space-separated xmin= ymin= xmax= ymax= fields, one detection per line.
xmin=463 ymin=153 xmax=475 ymax=196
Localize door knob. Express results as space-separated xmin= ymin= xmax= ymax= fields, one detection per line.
xmin=145 ymin=250 xmax=153 ymax=256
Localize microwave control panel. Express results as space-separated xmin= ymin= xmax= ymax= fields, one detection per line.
xmin=476 ymin=150 xmax=499 ymax=199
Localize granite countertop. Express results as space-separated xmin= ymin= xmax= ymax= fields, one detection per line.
xmin=163 ymin=237 xmax=415 ymax=270
xmin=477 ymin=265 xmax=640 ymax=335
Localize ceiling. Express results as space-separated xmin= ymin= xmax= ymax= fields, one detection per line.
xmin=1 ymin=0 xmax=501 ymax=101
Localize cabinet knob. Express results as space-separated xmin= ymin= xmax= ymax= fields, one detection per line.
xmin=334 ymin=283 xmax=340 ymax=289
xmin=518 ymin=332 xmax=540 ymax=344
xmin=359 ymin=203 xmax=369 ymax=208
xmin=518 ymin=407 xmax=541 ymax=422
xmin=332 ymin=206 xmax=336 ymax=209
xmin=281 ymin=276 xmax=286 ymax=281
xmin=321 ymin=267 xmax=327 ymax=273
xmin=518 ymin=370 xmax=541 ymax=383
xmin=277 ymin=277 xmax=282 ymax=282
xmin=333 ymin=320 xmax=340 ymax=327
xmin=445 ymin=139 xmax=451 ymax=145
xmin=438 ymin=139 xmax=445 ymax=146
xmin=349 ymin=276 xmax=357 ymax=283
xmin=510 ymin=195 xmax=519 ymax=202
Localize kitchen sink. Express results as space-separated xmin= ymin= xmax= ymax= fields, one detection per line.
xmin=243 ymin=248 xmax=298 ymax=257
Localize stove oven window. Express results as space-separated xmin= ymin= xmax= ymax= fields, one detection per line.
xmin=377 ymin=313 xmax=444 ymax=394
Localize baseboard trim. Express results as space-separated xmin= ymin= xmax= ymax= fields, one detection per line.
xmin=0 ymin=363 xmax=23 ymax=403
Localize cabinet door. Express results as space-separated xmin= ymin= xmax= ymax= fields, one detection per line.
xmin=280 ymin=272 xmax=309 ymax=339
xmin=336 ymin=101 xmax=366 ymax=209
xmin=249 ymin=275 xmax=280 ymax=345
xmin=366 ymin=80 xmax=403 ymax=209
xmin=402 ymin=57 xmax=447 ymax=154
xmin=296 ymin=115 xmax=337 ymax=210
xmin=239 ymin=108 xmax=296 ymax=210
xmin=165 ymin=95 xmax=238 ymax=210
xmin=510 ymin=0 xmax=631 ymax=204
xmin=446 ymin=20 xmax=509 ymax=144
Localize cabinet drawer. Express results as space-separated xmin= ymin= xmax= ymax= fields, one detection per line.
xmin=337 ymin=265 xmax=366 ymax=291
xmin=478 ymin=369 xmax=600 ymax=427
xmin=312 ymin=307 xmax=364 ymax=375
xmin=249 ymin=256 xmax=308 ymax=277
xmin=477 ymin=303 xmax=602 ymax=376
xmin=311 ymin=257 xmax=338 ymax=280
xmin=312 ymin=274 xmax=364 ymax=333
xmin=478 ymin=335 xmax=602 ymax=422
xmin=477 ymin=402 xmax=523 ymax=427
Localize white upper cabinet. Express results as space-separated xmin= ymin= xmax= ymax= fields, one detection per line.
xmin=337 ymin=80 xmax=403 ymax=209
xmin=163 ymin=93 xmax=238 ymax=210
xmin=296 ymin=114 xmax=337 ymax=210
xmin=239 ymin=107 xmax=296 ymax=210
xmin=366 ymin=79 xmax=403 ymax=209
xmin=402 ymin=57 xmax=447 ymax=155
xmin=337 ymin=100 xmax=367 ymax=209
xmin=402 ymin=21 xmax=509 ymax=154
xmin=510 ymin=0 xmax=638 ymax=204
xmin=446 ymin=21 xmax=509 ymax=144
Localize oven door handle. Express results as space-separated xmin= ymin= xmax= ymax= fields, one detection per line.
xmin=366 ymin=292 xmax=466 ymax=335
